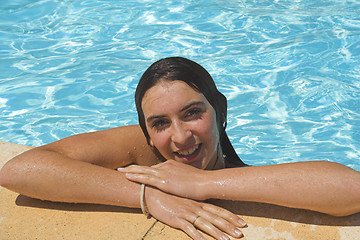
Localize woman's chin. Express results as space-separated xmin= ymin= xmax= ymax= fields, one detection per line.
xmin=188 ymin=159 xmax=206 ymax=169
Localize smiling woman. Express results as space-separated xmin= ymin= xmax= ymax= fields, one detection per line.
xmin=135 ymin=57 xmax=247 ymax=169
xmin=141 ymin=81 xmax=220 ymax=169
xmin=1 ymin=57 xmax=360 ymax=240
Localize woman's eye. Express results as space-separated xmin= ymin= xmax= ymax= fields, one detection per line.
xmin=185 ymin=108 xmax=203 ymax=120
xmin=151 ymin=120 xmax=169 ymax=131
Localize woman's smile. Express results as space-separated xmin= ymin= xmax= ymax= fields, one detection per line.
xmin=174 ymin=143 xmax=202 ymax=162
xmin=141 ymin=80 xmax=221 ymax=169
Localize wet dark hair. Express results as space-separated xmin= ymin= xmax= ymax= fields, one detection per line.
xmin=135 ymin=57 xmax=247 ymax=168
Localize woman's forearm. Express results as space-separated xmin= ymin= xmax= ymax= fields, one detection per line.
xmin=0 ymin=149 xmax=141 ymax=208
xmin=207 ymin=161 xmax=360 ymax=216
xmin=0 ymin=150 xmax=249 ymax=240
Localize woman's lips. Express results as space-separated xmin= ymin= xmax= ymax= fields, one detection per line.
xmin=174 ymin=144 xmax=202 ymax=162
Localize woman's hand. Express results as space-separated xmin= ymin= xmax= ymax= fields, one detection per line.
xmin=144 ymin=186 xmax=246 ymax=240
xmin=123 ymin=161 xmax=247 ymax=239
xmin=121 ymin=160 xmax=210 ymax=200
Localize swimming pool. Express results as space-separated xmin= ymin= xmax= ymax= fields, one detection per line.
xmin=0 ymin=0 xmax=359 ymax=171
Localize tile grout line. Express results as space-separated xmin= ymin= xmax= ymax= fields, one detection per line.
xmin=141 ymin=220 xmax=158 ymax=240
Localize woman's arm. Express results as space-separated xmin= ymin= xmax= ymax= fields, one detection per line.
xmin=123 ymin=160 xmax=360 ymax=216
xmin=209 ymin=161 xmax=360 ymax=216
xmin=0 ymin=125 xmax=156 ymax=206
xmin=0 ymin=125 xmax=246 ymax=240
xmin=0 ymin=147 xmax=141 ymax=206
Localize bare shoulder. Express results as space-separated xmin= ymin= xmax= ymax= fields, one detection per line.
xmin=38 ymin=125 xmax=162 ymax=169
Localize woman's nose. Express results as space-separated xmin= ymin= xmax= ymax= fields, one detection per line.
xmin=170 ymin=122 xmax=192 ymax=145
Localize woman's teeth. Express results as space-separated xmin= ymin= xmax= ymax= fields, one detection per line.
xmin=177 ymin=145 xmax=199 ymax=156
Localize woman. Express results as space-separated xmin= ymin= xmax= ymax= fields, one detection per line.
xmin=0 ymin=57 xmax=359 ymax=240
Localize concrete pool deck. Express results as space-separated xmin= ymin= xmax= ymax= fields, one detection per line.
xmin=0 ymin=140 xmax=359 ymax=240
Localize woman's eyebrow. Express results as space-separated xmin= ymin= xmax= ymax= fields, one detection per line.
xmin=180 ymin=101 xmax=206 ymax=112
xmin=146 ymin=114 xmax=165 ymax=123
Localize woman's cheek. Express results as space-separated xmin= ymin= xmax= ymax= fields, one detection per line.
xmin=150 ymin=132 xmax=172 ymax=158
xmin=199 ymin=114 xmax=218 ymax=137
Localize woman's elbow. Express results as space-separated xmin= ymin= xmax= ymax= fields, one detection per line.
xmin=0 ymin=162 xmax=12 ymax=188
xmin=0 ymin=155 xmax=25 ymax=190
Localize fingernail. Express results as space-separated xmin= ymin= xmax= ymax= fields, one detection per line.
xmin=238 ymin=219 xmax=247 ymax=227
xmin=234 ymin=228 xmax=243 ymax=237
xmin=220 ymin=235 xmax=230 ymax=240
xmin=117 ymin=167 xmax=125 ymax=171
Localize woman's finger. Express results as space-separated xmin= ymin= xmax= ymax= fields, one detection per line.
xmin=195 ymin=207 xmax=243 ymax=239
xmin=182 ymin=205 xmax=243 ymax=239
xmin=178 ymin=220 xmax=207 ymax=240
xmin=191 ymin=216 xmax=234 ymax=240
xmin=180 ymin=214 xmax=229 ymax=240
xmin=151 ymin=161 xmax=168 ymax=169
xmin=121 ymin=165 xmax=167 ymax=186
xmin=121 ymin=165 xmax=159 ymax=175
xmin=124 ymin=172 xmax=166 ymax=187
xmin=202 ymin=203 xmax=247 ymax=227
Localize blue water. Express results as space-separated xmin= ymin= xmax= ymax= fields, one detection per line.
xmin=0 ymin=0 xmax=359 ymax=170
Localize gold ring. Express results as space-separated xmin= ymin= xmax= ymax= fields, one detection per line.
xmin=192 ymin=216 xmax=200 ymax=225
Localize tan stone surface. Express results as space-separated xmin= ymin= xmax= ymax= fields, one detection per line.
xmin=145 ymin=200 xmax=360 ymax=240
xmin=1 ymin=141 xmax=359 ymax=240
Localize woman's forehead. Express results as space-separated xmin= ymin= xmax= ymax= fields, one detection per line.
xmin=141 ymin=80 xmax=210 ymax=116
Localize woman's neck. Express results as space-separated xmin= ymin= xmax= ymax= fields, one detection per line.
xmin=205 ymin=145 xmax=225 ymax=170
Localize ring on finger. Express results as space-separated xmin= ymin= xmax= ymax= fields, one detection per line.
xmin=192 ymin=216 xmax=200 ymax=225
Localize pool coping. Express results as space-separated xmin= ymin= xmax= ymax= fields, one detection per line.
xmin=1 ymin=140 xmax=359 ymax=239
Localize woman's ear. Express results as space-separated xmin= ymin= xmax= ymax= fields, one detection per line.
xmin=149 ymin=139 xmax=154 ymax=148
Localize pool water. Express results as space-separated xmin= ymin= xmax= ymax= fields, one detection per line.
xmin=0 ymin=0 xmax=359 ymax=170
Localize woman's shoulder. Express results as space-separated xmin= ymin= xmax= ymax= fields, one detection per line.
xmin=104 ymin=125 xmax=164 ymax=166
xmin=39 ymin=125 xmax=162 ymax=169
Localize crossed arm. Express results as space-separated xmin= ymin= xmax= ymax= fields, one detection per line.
xmin=123 ymin=159 xmax=360 ymax=217
xmin=1 ymin=124 xmax=359 ymax=240
xmin=0 ymin=125 xmax=245 ymax=240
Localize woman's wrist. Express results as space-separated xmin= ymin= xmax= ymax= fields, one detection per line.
xmin=200 ymin=170 xmax=219 ymax=200
xmin=203 ymin=169 xmax=229 ymax=200
xmin=140 ymin=183 xmax=151 ymax=218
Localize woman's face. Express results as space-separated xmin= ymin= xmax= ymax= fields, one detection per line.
xmin=141 ymin=80 xmax=221 ymax=169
